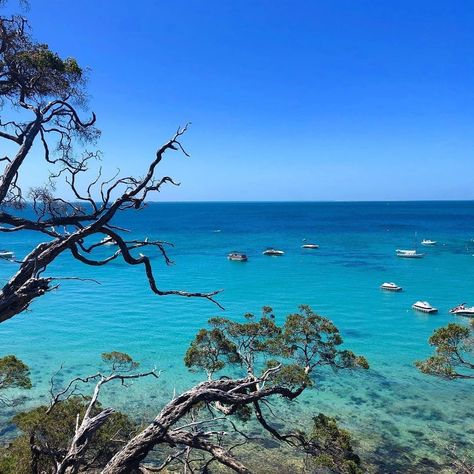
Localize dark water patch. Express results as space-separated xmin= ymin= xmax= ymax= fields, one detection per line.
xmin=350 ymin=395 xmax=367 ymax=405
xmin=0 ymin=423 xmax=16 ymax=437
xmin=0 ymin=409 xmax=15 ymax=419
xmin=370 ymin=446 xmax=416 ymax=472
xmin=260 ymin=438 xmax=280 ymax=449
xmin=366 ymin=390 xmax=382 ymax=400
xmin=427 ymin=408 xmax=445 ymax=422
xmin=335 ymin=260 xmax=388 ymax=272
xmin=409 ymin=457 xmax=445 ymax=474
xmin=271 ymin=421 xmax=285 ymax=430
xmin=343 ymin=329 xmax=366 ymax=339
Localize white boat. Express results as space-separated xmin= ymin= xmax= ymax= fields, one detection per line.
xmin=449 ymin=303 xmax=474 ymax=316
xmin=412 ymin=301 xmax=438 ymax=314
xmin=380 ymin=282 xmax=402 ymax=292
xmin=396 ymin=249 xmax=424 ymax=258
xmin=302 ymin=243 xmax=319 ymax=249
xmin=100 ymin=237 xmax=115 ymax=246
xmin=263 ymin=248 xmax=285 ymax=256
xmin=0 ymin=250 xmax=14 ymax=259
xmin=228 ymin=252 xmax=248 ymax=262
xmin=421 ymin=239 xmax=437 ymax=246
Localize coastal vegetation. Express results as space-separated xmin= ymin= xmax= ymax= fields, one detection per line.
xmin=0 ymin=309 xmax=367 ymax=473
xmin=416 ymin=321 xmax=474 ymax=380
xmin=0 ymin=355 xmax=31 ymax=406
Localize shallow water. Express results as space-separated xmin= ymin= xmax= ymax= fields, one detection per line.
xmin=1 ymin=201 xmax=473 ymax=471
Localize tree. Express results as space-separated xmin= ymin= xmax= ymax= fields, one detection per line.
xmin=0 ymin=354 xmax=31 ymax=405
xmin=0 ymin=11 xmax=221 ymax=325
xmin=0 ymin=397 xmax=137 ymax=474
xmin=305 ymin=413 xmax=362 ymax=474
xmin=416 ymin=321 xmax=474 ymax=379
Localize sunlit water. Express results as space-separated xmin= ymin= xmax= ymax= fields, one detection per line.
xmin=1 ymin=202 xmax=473 ymax=472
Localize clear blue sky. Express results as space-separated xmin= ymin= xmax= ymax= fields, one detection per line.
xmin=10 ymin=1 xmax=474 ymax=200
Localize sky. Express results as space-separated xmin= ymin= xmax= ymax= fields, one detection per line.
xmin=4 ymin=0 xmax=474 ymax=201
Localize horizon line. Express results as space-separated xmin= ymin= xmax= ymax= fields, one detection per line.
xmin=143 ymin=199 xmax=474 ymax=204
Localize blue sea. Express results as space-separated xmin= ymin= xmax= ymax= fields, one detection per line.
xmin=1 ymin=201 xmax=473 ymax=472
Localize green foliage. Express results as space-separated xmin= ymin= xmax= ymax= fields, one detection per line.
xmin=0 ymin=355 xmax=31 ymax=391
xmin=306 ymin=413 xmax=362 ymax=474
xmin=185 ymin=305 xmax=368 ymax=384
xmin=280 ymin=305 xmax=369 ymax=371
xmin=185 ymin=311 xmax=282 ymax=378
xmin=102 ymin=351 xmax=139 ymax=371
xmin=416 ymin=322 xmax=474 ymax=379
xmin=233 ymin=403 xmax=253 ymax=422
xmin=0 ymin=16 xmax=85 ymax=102
xmin=265 ymin=359 xmax=313 ymax=388
xmin=184 ymin=328 xmax=240 ymax=378
xmin=0 ymin=396 xmax=137 ymax=474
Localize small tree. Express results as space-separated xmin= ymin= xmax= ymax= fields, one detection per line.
xmin=0 ymin=397 xmax=137 ymax=474
xmin=0 ymin=354 xmax=31 ymax=405
xmin=305 ymin=413 xmax=362 ymax=474
xmin=416 ymin=321 xmax=474 ymax=379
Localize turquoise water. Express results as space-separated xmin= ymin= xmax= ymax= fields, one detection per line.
xmin=1 ymin=201 xmax=473 ymax=471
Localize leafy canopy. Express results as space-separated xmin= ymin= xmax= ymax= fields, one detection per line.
xmin=185 ymin=305 xmax=369 ymax=384
xmin=0 ymin=396 xmax=137 ymax=474
xmin=306 ymin=413 xmax=363 ymax=474
xmin=102 ymin=351 xmax=140 ymax=372
xmin=0 ymin=354 xmax=31 ymax=393
xmin=0 ymin=15 xmax=85 ymax=104
xmin=416 ymin=321 xmax=474 ymax=379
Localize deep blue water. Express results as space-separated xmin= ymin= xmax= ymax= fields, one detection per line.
xmin=1 ymin=201 xmax=473 ymax=471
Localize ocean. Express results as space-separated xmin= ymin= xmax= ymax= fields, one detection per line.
xmin=1 ymin=201 xmax=473 ymax=472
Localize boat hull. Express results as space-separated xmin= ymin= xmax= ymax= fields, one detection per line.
xmin=396 ymin=253 xmax=424 ymax=258
xmin=412 ymin=305 xmax=438 ymax=314
xmin=381 ymin=286 xmax=402 ymax=292
xmin=451 ymin=310 xmax=474 ymax=316
xmin=228 ymin=253 xmax=248 ymax=262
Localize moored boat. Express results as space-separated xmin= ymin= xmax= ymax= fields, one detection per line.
xmin=302 ymin=243 xmax=319 ymax=249
xmin=100 ymin=237 xmax=115 ymax=246
xmin=412 ymin=301 xmax=438 ymax=314
xmin=263 ymin=248 xmax=284 ymax=256
xmin=449 ymin=303 xmax=474 ymax=316
xmin=396 ymin=249 xmax=424 ymax=258
xmin=380 ymin=282 xmax=402 ymax=292
xmin=0 ymin=250 xmax=14 ymax=259
xmin=421 ymin=239 xmax=437 ymax=246
xmin=228 ymin=252 xmax=248 ymax=262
